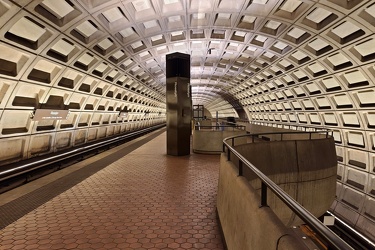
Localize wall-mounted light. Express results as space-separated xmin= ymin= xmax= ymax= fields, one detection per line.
xmin=119 ymin=106 xmax=129 ymax=118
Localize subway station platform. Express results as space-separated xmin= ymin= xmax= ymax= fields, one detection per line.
xmin=0 ymin=128 xmax=224 ymax=249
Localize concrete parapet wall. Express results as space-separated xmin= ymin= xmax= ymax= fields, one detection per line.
xmin=217 ymin=154 xmax=308 ymax=250
xmin=192 ymin=129 xmax=246 ymax=154
xmin=237 ymin=122 xmax=287 ymax=135
xmin=231 ymin=137 xmax=337 ymax=226
xmin=199 ymin=120 xmax=212 ymax=126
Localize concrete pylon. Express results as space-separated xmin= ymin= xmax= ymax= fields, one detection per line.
xmin=166 ymin=52 xmax=191 ymax=156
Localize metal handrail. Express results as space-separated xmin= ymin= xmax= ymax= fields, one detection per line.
xmin=0 ymin=123 xmax=165 ymax=182
xmin=218 ymin=120 xmax=237 ymax=126
xmin=195 ymin=124 xmax=246 ymax=131
xmin=216 ymin=118 xmax=330 ymax=133
xmin=223 ymin=130 xmax=333 ymax=145
xmin=245 ymin=120 xmax=330 ymax=133
xmin=222 ymin=131 xmax=353 ymax=250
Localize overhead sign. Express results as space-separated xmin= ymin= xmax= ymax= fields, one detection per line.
xmin=33 ymin=109 xmax=69 ymax=121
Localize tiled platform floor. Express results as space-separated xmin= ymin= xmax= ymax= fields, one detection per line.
xmin=0 ymin=131 xmax=224 ymax=249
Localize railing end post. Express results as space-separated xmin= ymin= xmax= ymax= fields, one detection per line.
xmin=260 ymin=182 xmax=268 ymax=208
xmin=238 ymin=160 xmax=243 ymax=176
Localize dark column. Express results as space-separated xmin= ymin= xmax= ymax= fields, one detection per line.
xmin=166 ymin=52 xmax=191 ymax=156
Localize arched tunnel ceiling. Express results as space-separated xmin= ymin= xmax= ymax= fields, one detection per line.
xmin=4 ymin=0 xmax=374 ymax=112
xmin=26 ymin=0 xmax=372 ymax=113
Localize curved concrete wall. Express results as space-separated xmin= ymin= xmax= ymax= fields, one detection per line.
xmin=217 ymin=154 xmax=309 ymax=250
xmin=231 ymin=137 xmax=337 ymax=226
xmin=0 ymin=2 xmax=167 ymax=166
xmin=193 ymin=129 xmax=247 ymax=154
xmin=238 ymin=122 xmax=375 ymax=242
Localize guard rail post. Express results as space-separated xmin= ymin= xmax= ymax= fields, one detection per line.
xmin=238 ymin=160 xmax=243 ymax=176
xmin=260 ymin=182 xmax=268 ymax=207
